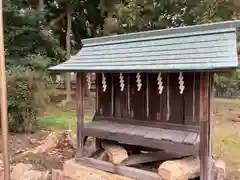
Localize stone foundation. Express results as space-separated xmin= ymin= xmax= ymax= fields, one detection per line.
xmin=63 ymin=159 xmax=134 ymax=180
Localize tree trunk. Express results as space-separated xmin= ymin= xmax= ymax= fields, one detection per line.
xmin=65 ymin=7 xmax=72 ymax=102
xmin=101 ymin=0 xmax=120 ymax=36
xmin=37 ymin=0 xmax=44 ymax=11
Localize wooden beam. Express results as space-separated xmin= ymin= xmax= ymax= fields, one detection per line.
xmin=122 ymin=151 xmax=182 ymax=166
xmin=76 ymin=72 xmax=84 ymax=158
xmin=199 ymin=72 xmax=212 ymax=180
xmin=76 ymin=157 xmax=162 ymax=180
xmin=0 ymin=1 xmax=10 ymax=179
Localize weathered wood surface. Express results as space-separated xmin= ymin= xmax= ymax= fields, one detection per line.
xmin=158 ymin=156 xmax=200 ymax=180
xmin=96 ymin=72 xmax=201 ymax=126
xmin=95 ymin=116 xmax=200 ymax=132
xmin=121 ymin=151 xmax=182 ymax=166
xmin=199 ymin=72 xmax=213 ymax=180
xmin=83 ymin=120 xmax=199 ymax=155
xmin=76 ymin=157 xmax=162 ymax=180
xmin=76 ymin=72 xmax=84 ymax=158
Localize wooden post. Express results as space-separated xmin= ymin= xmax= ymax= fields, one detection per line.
xmin=95 ymin=73 xmax=99 ymax=114
xmin=76 ymin=72 xmax=84 ymax=158
xmin=146 ymin=74 xmax=149 ymax=118
xmin=111 ymin=75 xmax=114 ymax=117
xmin=0 ymin=1 xmax=10 ymax=179
xmin=208 ymin=73 xmax=214 ymax=179
xmin=166 ymin=75 xmax=170 ymax=121
xmin=199 ymin=72 xmax=212 ymax=180
xmin=127 ymin=74 xmax=131 ymax=117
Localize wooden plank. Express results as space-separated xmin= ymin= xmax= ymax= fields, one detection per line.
xmin=114 ymin=73 xmax=128 ymax=118
xmin=114 ymin=123 xmax=136 ymax=134
xmin=168 ymin=73 xmax=184 ymax=124
xmin=183 ymin=132 xmax=199 ymax=145
xmin=199 ymin=72 xmax=212 ymax=180
xmin=76 ymin=72 xmax=84 ymax=158
xmin=76 ymin=157 xmax=162 ymax=180
xmin=183 ymin=72 xmax=195 ymax=126
xmin=83 ymin=125 xmax=199 ymax=156
xmin=144 ymin=128 xmax=164 ymax=139
xmin=161 ymin=129 xmax=188 ymax=143
xmin=126 ymin=125 xmax=151 ymax=136
xmin=130 ymin=73 xmax=146 ymax=120
xmin=96 ymin=116 xmax=200 ymax=132
xmin=98 ymin=73 xmax=112 ymax=116
xmin=121 ymin=151 xmax=181 ymax=166
xmin=148 ymin=73 xmax=160 ymax=121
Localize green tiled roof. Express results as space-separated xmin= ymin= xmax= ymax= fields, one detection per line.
xmin=49 ymin=20 xmax=240 ymax=72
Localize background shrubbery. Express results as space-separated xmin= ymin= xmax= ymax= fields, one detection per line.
xmin=6 ymin=55 xmax=57 ymax=132
xmin=3 ymin=3 xmax=63 ymax=133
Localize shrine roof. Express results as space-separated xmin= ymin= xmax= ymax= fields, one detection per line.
xmin=49 ymin=20 xmax=240 ymax=72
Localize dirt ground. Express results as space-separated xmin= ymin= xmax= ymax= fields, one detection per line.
xmin=213 ymin=99 xmax=240 ymax=179
xmin=0 ymin=130 xmax=75 ymax=171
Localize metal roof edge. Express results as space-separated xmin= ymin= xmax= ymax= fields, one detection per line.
xmin=82 ymin=20 xmax=240 ymax=45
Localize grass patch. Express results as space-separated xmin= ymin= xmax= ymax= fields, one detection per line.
xmin=39 ymin=103 xmax=93 ymax=130
xmin=215 ymin=98 xmax=240 ymax=106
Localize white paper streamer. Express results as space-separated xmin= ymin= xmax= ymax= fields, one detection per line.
xmin=178 ymin=72 xmax=185 ymax=94
xmin=119 ymin=73 xmax=125 ymax=91
xmin=157 ymin=72 xmax=164 ymax=94
xmin=136 ymin=72 xmax=142 ymax=91
xmin=102 ymin=73 xmax=107 ymax=92
xmin=86 ymin=73 xmax=91 ymax=89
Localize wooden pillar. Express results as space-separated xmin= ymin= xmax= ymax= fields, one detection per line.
xmin=0 ymin=1 xmax=10 ymax=179
xmin=95 ymin=73 xmax=99 ymax=113
xmin=76 ymin=72 xmax=84 ymax=158
xmin=199 ymin=72 xmax=212 ymax=180
xmin=208 ymin=73 xmax=214 ymax=179
xmin=127 ymin=74 xmax=131 ymax=117
xmin=111 ymin=75 xmax=114 ymax=117
xmin=146 ymin=74 xmax=149 ymax=118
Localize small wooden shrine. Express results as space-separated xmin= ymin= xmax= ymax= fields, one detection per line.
xmin=50 ymin=20 xmax=240 ymax=180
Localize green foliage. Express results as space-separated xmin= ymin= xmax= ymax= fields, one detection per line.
xmin=214 ymin=72 xmax=240 ymax=95
xmin=114 ymin=0 xmax=240 ymax=33
xmin=3 ymin=2 xmax=61 ymax=132
xmin=44 ymin=0 xmax=102 ymax=53
xmin=6 ymin=55 xmax=57 ymax=133
xmin=6 ymin=56 xmax=54 ymax=132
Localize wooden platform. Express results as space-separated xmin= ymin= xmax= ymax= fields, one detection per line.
xmin=83 ymin=120 xmax=200 ymax=155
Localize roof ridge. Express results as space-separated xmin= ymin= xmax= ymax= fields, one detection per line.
xmin=82 ymin=20 xmax=240 ymax=46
